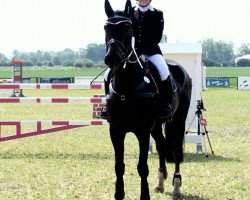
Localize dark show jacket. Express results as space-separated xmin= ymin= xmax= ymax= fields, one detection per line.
xmin=132 ymin=7 xmax=164 ymax=56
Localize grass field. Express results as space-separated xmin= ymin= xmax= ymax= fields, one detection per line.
xmin=0 ymin=87 xmax=249 ymax=199
xmin=0 ymin=66 xmax=105 ymax=79
xmin=1 ymin=66 xmax=250 ymax=79
xmin=206 ymin=67 xmax=250 ymax=77
xmin=1 ymin=66 xmax=250 ymax=88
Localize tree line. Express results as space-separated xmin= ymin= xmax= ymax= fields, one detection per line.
xmin=0 ymin=39 xmax=250 ymax=67
xmin=0 ymin=43 xmax=106 ymax=68
xmin=202 ymin=39 xmax=250 ymax=67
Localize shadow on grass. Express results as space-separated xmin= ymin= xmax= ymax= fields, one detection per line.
xmin=0 ymin=152 xmax=114 ymax=160
xmin=149 ymin=152 xmax=242 ymax=163
xmin=0 ymin=151 xmax=241 ymax=163
xmin=164 ymin=192 xmax=210 ymax=200
xmin=184 ymin=152 xmax=242 ymax=163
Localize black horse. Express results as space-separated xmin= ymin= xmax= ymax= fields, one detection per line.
xmin=104 ymin=0 xmax=192 ymax=199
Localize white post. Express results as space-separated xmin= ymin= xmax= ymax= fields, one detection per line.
xmin=202 ymin=65 xmax=207 ymax=90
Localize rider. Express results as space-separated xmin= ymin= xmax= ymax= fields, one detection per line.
xmin=132 ymin=0 xmax=173 ymax=122
xmin=101 ymin=0 xmax=174 ymax=122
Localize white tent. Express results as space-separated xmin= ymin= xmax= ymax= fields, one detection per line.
xmin=159 ymin=42 xmax=203 ymax=128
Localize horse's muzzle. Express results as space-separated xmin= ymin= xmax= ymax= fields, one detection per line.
xmin=105 ymin=48 xmax=123 ymax=69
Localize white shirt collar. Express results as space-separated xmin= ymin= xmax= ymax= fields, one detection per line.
xmin=137 ymin=5 xmax=154 ymax=12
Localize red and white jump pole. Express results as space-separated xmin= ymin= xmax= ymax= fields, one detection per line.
xmin=0 ymin=120 xmax=108 ymax=142
xmin=0 ymin=97 xmax=106 ymax=103
xmin=0 ymin=82 xmax=106 ymax=142
xmin=0 ymin=83 xmax=104 ymax=90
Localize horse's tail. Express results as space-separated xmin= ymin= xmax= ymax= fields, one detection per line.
xmin=165 ymin=77 xmax=192 ymax=163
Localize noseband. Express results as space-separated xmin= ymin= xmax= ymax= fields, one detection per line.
xmin=106 ymin=38 xmax=126 ymax=54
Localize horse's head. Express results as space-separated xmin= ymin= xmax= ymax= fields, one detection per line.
xmin=104 ymin=0 xmax=133 ymax=69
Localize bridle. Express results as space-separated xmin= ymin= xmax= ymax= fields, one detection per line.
xmin=105 ymin=17 xmax=141 ymax=69
xmin=105 ymin=16 xmax=159 ymax=101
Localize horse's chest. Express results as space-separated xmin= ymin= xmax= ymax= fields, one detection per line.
xmin=107 ymin=100 xmax=156 ymax=128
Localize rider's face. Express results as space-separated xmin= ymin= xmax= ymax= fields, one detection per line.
xmin=137 ymin=0 xmax=151 ymax=7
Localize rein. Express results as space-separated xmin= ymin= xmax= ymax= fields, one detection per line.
xmin=105 ymin=16 xmax=159 ymax=101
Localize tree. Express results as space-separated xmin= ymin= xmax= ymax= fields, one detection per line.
xmin=12 ymin=50 xmax=21 ymax=59
xmin=86 ymin=43 xmax=105 ymax=62
xmin=202 ymin=39 xmax=235 ymax=66
xmin=61 ymin=48 xmax=76 ymax=61
xmin=53 ymin=56 xmax=61 ymax=65
xmin=0 ymin=53 xmax=7 ymax=61
xmin=86 ymin=43 xmax=99 ymax=62
xmin=237 ymin=43 xmax=250 ymax=57
xmin=43 ymin=51 xmax=52 ymax=62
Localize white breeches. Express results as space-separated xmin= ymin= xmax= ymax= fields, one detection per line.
xmin=145 ymin=54 xmax=170 ymax=81
xmin=104 ymin=54 xmax=170 ymax=81
xmin=104 ymin=68 xmax=111 ymax=81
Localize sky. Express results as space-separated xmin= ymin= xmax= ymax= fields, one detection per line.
xmin=0 ymin=0 xmax=249 ymax=58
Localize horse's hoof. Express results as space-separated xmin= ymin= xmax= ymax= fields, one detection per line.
xmin=171 ymin=192 xmax=181 ymax=200
xmin=172 ymin=178 xmax=181 ymax=200
xmin=155 ymin=186 xmax=164 ymax=193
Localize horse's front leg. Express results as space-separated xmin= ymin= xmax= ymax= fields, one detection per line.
xmin=151 ymin=121 xmax=167 ymax=193
xmin=110 ymin=126 xmax=126 ymax=200
xmin=136 ymin=131 xmax=151 ymax=200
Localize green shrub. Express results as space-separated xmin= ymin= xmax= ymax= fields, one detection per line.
xmin=48 ymin=61 xmax=54 ymax=67
xmin=62 ymin=59 xmax=74 ymax=67
xmin=83 ymin=59 xmax=94 ymax=68
xmin=237 ymin=58 xmax=250 ymax=67
xmin=36 ymin=62 xmax=43 ymax=66
xmin=74 ymin=61 xmax=84 ymax=68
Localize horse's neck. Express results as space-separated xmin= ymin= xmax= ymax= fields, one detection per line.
xmin=113 ymin=62 xmax=141 ymax=94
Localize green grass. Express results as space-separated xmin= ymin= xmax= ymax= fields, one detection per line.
xmin=0 ymin=66 xmax=105 ymax=79
xmin=1 ymin=66 xmax=250 ymax=79
xmin=206 ymin=67 xmax=250 ymax=77
xmin=204 ymin=67 xmax=250 ymax=88
xmin=0 ymin=88 xmax=249 ymax=199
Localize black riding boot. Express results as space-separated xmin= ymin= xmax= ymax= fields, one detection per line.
xmin=158 ymin=76 xmax=174 ymax=123
xmin=100 ymin=80 xmax=109 ymax=119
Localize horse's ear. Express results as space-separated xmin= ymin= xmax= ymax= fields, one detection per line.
xmin=124 ymin=0 xmax=133 ymax=17
xmin=105 ymin=0 xmax=114 ymax=17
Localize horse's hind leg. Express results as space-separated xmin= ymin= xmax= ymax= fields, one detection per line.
xmin=151 ymin=121 xmax=167 ymax=193
xmin=172 ymin=162 xmax=182 ymax=200
xmin=136 ymin=131 xmax=151 ymax=200
xmin=110 ymin=126 xmax=126 ymax=200
xmin=170 ymin=106 xmax=189 ymax=199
